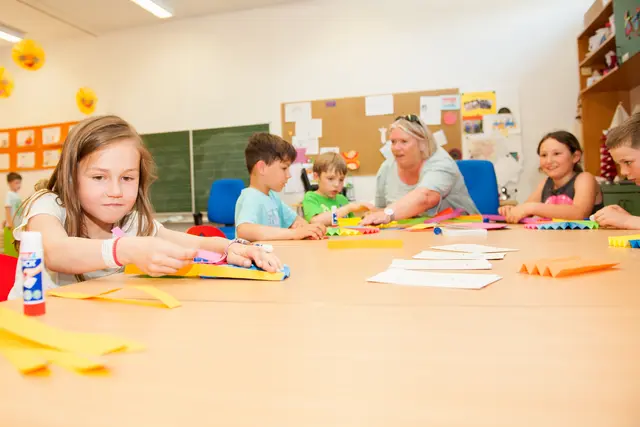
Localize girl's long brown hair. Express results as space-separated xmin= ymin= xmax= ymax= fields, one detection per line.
xmin=16 ymin=115 xmax=157 ymax=280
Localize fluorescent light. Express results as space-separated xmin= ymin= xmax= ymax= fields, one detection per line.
xmin=0 ymin=23 xmax=24 ymax=43
xmin=130 ymin=0 xmax=173 ymax=19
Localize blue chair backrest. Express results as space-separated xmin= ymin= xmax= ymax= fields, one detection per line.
xmin=207 ymin=179 xmax=245 ymax=225
xmin=456 ymin=160 xmax=500 ymax=215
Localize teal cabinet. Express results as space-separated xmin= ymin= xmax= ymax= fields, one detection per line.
xmin=601 ymin=182 xmax=640 ymax=215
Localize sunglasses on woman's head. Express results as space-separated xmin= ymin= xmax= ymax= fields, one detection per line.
xmin=396 ymin=114 xmax=422 ymax=124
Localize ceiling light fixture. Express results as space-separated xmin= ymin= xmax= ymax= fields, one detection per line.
xmin=0 ymin=23 xmax=25 ymax=43
xmin=130 ymin=0 xmax=173 ymax=19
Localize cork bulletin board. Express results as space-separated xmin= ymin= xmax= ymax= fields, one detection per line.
xmin=281 ymin=88 xmax=462 ymax=176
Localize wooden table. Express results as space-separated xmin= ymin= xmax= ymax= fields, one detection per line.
xmin=2 ymin=227 xmax=640 ymax=427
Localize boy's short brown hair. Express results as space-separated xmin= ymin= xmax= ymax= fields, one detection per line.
xmin=312 ymin=152 xmax=347 ymax=176
xmin=245 ymin=132 xmax=297 ymax=173
xmin=606 ymin=112 xmax=640 ymax=149
xmin=7 ymin=172 xmax=21 ymax=183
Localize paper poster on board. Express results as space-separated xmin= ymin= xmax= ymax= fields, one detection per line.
xmin=42 ymin=126 xmax=62 ymax=145
xmin=16 ymin=152 xmax=35 ymax=169
xmin=17 ymin=129 xmax=35 ymax=147
xmin=0 ymin=132 xmax=8 ymax=148
xmin=0 ymin=153 xmax=9 ymax=171
xmin=461 ymin=91 xmax=496 ymax=117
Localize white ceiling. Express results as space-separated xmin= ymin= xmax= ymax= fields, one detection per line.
xmin=0 ymin=0 xmax=308 ymax=47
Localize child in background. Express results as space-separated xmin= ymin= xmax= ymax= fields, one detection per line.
xmin=235 ymin=133 xmax=326 ymax=241
xmin=7 ymin=115 xmax=282 ymax=300
xmin=3 ymin=172 xmax=22 ymax=257
xmin=499 ymin=131 xmax=603 ymax=223
xmin=594 ymin=112 xmax=640 ymax=229
xmin=302 ymin=152 xmax=374 ymax=226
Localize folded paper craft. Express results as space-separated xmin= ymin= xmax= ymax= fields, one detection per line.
xmin=337 ymin=217 xmax=361 ymax=227
xmin=0 ymin=307 xmax=144 ymax=375
xmin=48 ymin=285 xmax=181 ymax=309
xmin=326 ymin=227 xmax=361 ymax=236
xmin=346 ymin=226 xmax=380 ymax=234
xmin=424 ymin=208 xmax=465 ymax=224
xmin=631 ymin=240 xmax=640 ymax=249
xmin=525 ymin=221 xmax=599 ymax=230
xmin=328 ymin=239 xmax=403 ymax=250
xmin=124 ymin=263 xmax=290 ymax=281
xmin=608 ymin=234 xmax=640 ymax=248
xmin=518 ymin=257 xmax=618 ymax=277
xmin=406 ymin=223 xmax=437 ymax=232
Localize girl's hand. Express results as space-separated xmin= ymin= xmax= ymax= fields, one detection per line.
xmin=505 ymin=203 xmax=532 ymax=224
xmin=498 ymin=205 xmax=513 ymax=217
xmin=593 ymin=205 xmax=632 ymax=228
xmin=227 ymin=243 xmax=284 ymax=272
xmin=118 ymin=237 xmax=197 ymax=277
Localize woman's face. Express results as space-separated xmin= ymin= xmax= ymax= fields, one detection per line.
xmin=390 ymin=127 xmax=422 ymax=168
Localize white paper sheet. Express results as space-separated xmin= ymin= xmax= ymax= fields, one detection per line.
xmin=0 ymin=153 xmax=9 ymax=170
xmin=320 ymin=147 xmax=339 ymax=154
xmin=284 ymin=163 xmax=304 ymax=193
xmin=379 ymin=127 xmax=388 ymax=144
xmin=16 ymin=152 xmax=35 ymax=168
xmin=17 ymin=129 xmax=35 ymax=147
xmin=296 ymin=119 xmax=323 ymax=139
xmin=285 ymin=102 xmax=312 ymax=123
xmin=292 ymin=136 xmax=319 ymax=155
xmin=390 ymin=259 xmax=492 ymax=270
xmin=42 ymin=126 xmax=61 ymax=145
xmin=413 ymin=250 xmax=506 ymax=260
xmin=365 ymin=94 xmax=394 ymax=116
xmin=42 ymin=149 xmax=61 ymax=168
xmin=367 ymin=269 xmax=501 ymax=289
xmin=0 ymin=132 xmax=8 ymax=148
xmin=431 ymin=244 xmax=519 ymax=253
xmin=433 ymin=130 xmax=448 ymax=147
xmin=380 ymin=141 xmax=393 ymax=159
xmin=420 ymin=96 xmax=442 ymax=125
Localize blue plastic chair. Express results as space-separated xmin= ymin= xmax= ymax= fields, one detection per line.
xmin=456 ymin=160 xmax=500 ymax=215
xmin=207 ymin=178 xmax=245 ymax=239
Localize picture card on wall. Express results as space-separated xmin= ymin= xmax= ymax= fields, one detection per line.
xmin=319 ymin=147 xmax=339 ymax=154
xmin=433 ymin=130 xmax=448 ymax=147
xmin=0 ymin=132 xmax=8 ymax=148
xmin=461 ymin=91 xmax=497 ymax=116
xmin=292 ymin=136 xmax=319 ymax=155
xmin=0 ymin=153 xmax=9 ymax=171
xmin=285 ymin=102 xmax=312 ymax=123
xmin=440 ymin=94 xmax=461 ymax=110
xmin=43 ymin=149 xmax=61 ymax=168
xmin=365 ymin=94 xmax=394 ymax=116
xmin=419 ymin=96 xmax=442 ymax=125
xmin=17 ymin=129 xmax=35 ymax=147
xmin=17 ymin=152 xmax=35 ymax=168
xmin=42 ymin=126 xmax=62 ymax=145
xmin=295 ymin=119 xmax=322 ymax=139
xmin=483 ymin=114 xmax=520 ymax=135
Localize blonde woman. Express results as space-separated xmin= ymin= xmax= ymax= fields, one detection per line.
xmin=361 ymin=115 xmax=478 ymax=225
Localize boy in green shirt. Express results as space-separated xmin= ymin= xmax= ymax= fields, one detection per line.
xmin=302 ymin=152 xmax=374 ymax=225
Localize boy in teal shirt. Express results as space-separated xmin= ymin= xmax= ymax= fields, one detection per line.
xmin=235 ymin=133 xmax=326 ymax=241
xmin=302 ymin=152 xmax=373 ymax=225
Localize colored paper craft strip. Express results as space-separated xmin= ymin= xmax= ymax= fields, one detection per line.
xmin=631 ymin=240 xmax=640 ymax=249
xmin=328 ymin=239 xmax=403 ymax=250
xmin=48 ymin=285 xmax=181 ymax=309
xmin=405 ymin=223 xmax=437 ymax=232
xmin=337 ymin=217 xmax=361 ymax=227
xmin=609 ymin=234 xmax=640 ymax=247
xmin=199 ymin=264 xmax=290 ymax=281
xmin=525 ymin=221 xmax=599 ymax=230
xmin=519 ymin=257 xmax=618 ymax=277
xmin=424 ymin=208 xmax=464 ymax=224
xmin=346 ymin=227 xmax=380 ymax=234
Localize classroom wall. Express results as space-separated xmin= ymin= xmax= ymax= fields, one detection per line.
xmin=0 ymin=0 xmax=593 ymax=215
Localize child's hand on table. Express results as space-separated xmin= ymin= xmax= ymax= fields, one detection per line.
xmin=498 ymin=205 xmax=514 ymax=217
xmin=593 ymin=205 xmax=632 ymax=228
xmin=119 ymin=237 xmax=197 ymax=277
xmin=227 ymin=243 xmax=283 ymax=272
xmin=505 ymin=203 xmax=533 ymax=224
xmin=294 ymin=223 xmax=326 ymax=240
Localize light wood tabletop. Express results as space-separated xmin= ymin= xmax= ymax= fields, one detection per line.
xmin=1 ymin=226 xmax=640 ymax=427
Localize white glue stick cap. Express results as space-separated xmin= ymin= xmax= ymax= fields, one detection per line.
xmin=20 ymin=231 xmax=43 ymax=253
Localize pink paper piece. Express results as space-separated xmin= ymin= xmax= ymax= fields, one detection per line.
xmin=195 ymin=249 xmax=226 ymax=264
xmin=424 ymin=208 xmax=464 ymax=224
xmin=294 ymin=148 xmax=308 ymax=164
xmin=452 ymin=222 xmax=508 ymax=230
xmin=482 ymin=215 xmax=547 ymax=224
xmin=111 ymin=227 xmax=125 ymax=238
xmin=443 ymin=111 xmax=457 ymax=125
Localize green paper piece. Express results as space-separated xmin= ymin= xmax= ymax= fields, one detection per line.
xmin=326 ymin=227 xmax=341 ymax=236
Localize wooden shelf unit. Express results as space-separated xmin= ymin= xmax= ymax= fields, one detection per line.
xmin=577 ymin=0 xmax=639 ymax=176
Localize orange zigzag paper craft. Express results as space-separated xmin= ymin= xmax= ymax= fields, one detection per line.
xmin=48 ymin=285 xmax=181 ymax=309
xmin=519 ymin=257 xmax=618 ymax=277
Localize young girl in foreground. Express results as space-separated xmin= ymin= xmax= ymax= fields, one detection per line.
xmin=499 ymin=131 xmax=603 ymax=223
xmin=8 ymin=115 xmax=282 ymax=299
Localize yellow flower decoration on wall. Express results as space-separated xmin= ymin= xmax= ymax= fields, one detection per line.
xmin=0 ymin=68 xmax=14 ymax=98
xmin=76 ymin=87 xmax=97 ymax=114
xmin=12 ymin=40 xmax=46 ymax=71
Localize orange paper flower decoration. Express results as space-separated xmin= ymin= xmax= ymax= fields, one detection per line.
xmin=342 ymin=150 xmax=360 ymax=170
xmin=0 ymin=68 xmax=14 ymax=98
xmin=12 ymin=40 xmax=46 ymax=71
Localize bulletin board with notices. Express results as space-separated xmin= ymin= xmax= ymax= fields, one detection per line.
xmin=280 ymin=88 xmax=463 ymax=177
xmin=0 ymin=121 xmax=77 ymax=172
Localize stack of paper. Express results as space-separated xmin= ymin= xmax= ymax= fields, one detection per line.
xmin=367 ymin=269 xmax=501 ymax=290
xmin=390 ymin=259 xmax=492 ymax=270
xmin=413 ymin=250 xmax=506 ymax=260
xmin=430 ymin=244 xmax=519 ymax=253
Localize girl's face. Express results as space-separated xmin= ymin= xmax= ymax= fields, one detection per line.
xmin=77 ymin=139 xmax=141 ymax=226
xmin=390 ymin=128 xmax=422 ymax=169
xmin=538 ymin=138 xmax=580 ymax=180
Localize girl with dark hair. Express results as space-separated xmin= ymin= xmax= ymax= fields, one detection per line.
xmin=499 ymin=130 xmax=603 ymax=223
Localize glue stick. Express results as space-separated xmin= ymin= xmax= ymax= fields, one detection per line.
xmin=20 ymin=231 xmax=46 ymax=316
xmin=331 ymin=206 xmax=338 ymax=226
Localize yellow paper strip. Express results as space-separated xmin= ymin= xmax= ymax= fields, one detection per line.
xmin=337 ymin=217 xmax=362 ymax=227
xmin=48 ymin=285 xmax=181 ymax=309
xmin=124 ymin=263 xmax=199 ymax=277
xmin=608 ymin=234 xmax=640 ymax=248
xmin=0 ymin=347 xmax=49 ymax=374
xmin=327 ymin=239 xmax=403 ymax=250
xmin=338 ymin=228 xmax=361 ymax=236
xmin=198 ymin=264 xmax=286 ymax=281
xmin=0 ymin=307 xmax=144 ymax=356
xmin=406 ymin=223 xmax=437 ymax=231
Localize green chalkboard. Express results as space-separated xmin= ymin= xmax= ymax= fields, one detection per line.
xmin=193 ymin=124 xmax=269 ymax=212
xmin=142 ymin=131 xmax=192 ymax=213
